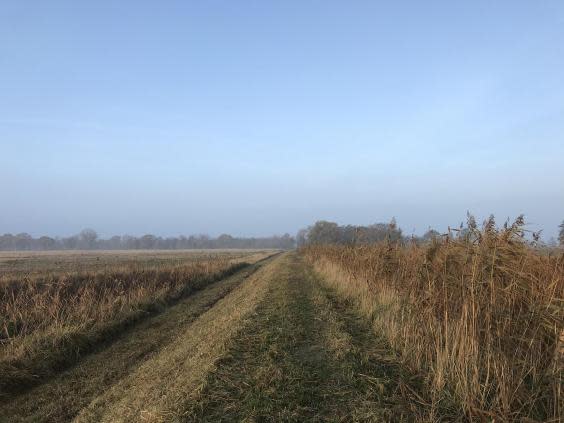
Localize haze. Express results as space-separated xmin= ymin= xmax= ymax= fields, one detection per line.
xmin=1 ymin=1 xmax=563 ymax=239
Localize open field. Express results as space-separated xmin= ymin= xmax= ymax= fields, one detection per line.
xmin=0 ymin=243 xmax=562 ymax=422
xmin=0 ymin=249 xmax=273 ymax=278
xmin=0 ymin=250 xmax=274 ymax=395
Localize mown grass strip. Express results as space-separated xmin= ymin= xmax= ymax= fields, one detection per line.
xmin=185 ymin=253 xmax=437 ymax=422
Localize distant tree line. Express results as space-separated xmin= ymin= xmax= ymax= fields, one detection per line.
xmin=297 ymin=219 xmax=404 ymax=247
xmin=3 ymin=219 xmax=563 ymax=251
xmin=0 ymin=229 xmax=295 ymax=251
xmin=298 ymin=218 xmax=564 ymax=248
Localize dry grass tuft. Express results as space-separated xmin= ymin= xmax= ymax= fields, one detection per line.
xmin=303 ymin=218 xmax=563 ymax=421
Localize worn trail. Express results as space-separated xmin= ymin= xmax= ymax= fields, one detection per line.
xmin=185 ymin=253 xmax=428 ymax=422
xmin=1 ymin=252 xmax=430 ymax=422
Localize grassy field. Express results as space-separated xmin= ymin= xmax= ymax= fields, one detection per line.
xmin=0 ymin=250 xmax=273 ymax=396
xmin=0 ymin=249 xmax=271 ymax=277
xmin=0 ymin=245 xmax=561 ymax=422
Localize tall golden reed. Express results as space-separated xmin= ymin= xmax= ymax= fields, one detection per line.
xmin=304 ymin=218 xmax=563 ymax=421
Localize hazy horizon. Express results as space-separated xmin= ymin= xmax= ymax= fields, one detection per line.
xmin=0 ymin=212 xmax=559 ymax=241
xmin=2 ymin=2 xmax=563 ymax=240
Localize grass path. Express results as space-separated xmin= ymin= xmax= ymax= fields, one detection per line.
xmin=185 ymin=252 xmax=430 ymax=422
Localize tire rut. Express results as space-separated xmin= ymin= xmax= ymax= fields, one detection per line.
xmin=185 ymin=253 xmax=429 ymax=422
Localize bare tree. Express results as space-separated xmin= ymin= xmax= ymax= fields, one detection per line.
xmin=79 ymin=229 xmax=98 ymax=249
xmin=140 ymin=234 xmax=157 ymax=249
xmin=38 ymin=236 xmax=56 ymax=250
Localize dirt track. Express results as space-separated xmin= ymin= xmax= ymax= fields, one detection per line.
xmin=1 ymin=253 xmax=430 ymax=422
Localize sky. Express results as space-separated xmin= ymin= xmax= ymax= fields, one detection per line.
xmin=1 ymin=1 xmax=563 ymax=239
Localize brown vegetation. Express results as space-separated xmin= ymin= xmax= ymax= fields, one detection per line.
xmin=303 ymin=218 xmax=563 ymax=421
xmin=72 ymin=251 xmax=281 ymax=422
xmin=0 ymin=249 xmax=269 ymax=278
xmin=0 ymin=252 xmax=266 ymax=395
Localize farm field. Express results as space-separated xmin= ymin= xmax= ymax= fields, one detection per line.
xmin=0 ymin=240 xmax=562 ymax=422
xmin=0 ymin=249 xmax=273 ymax=278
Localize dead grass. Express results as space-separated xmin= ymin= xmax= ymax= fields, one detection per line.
xmin=0 ymin=249 xmax=269 ymax=278
xmin=303 ymin=219 xmax=563 ymax=421
xmin=0 ymin=250 xmax=270 ymax=395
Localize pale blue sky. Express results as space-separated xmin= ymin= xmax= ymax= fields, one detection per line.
xmin=1 ymin=1 xmax=563 ymax=238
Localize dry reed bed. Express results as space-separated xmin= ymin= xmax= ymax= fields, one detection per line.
xmin=0 ymin=256 xmax=249 ymax=395
xmin=303 ymin=221 xmax=563 ymax=421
